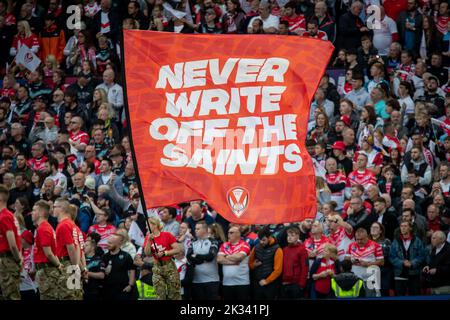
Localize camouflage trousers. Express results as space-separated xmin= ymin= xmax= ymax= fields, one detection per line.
xmin=58 ymin=260 xmax=84 ymax=300
xmin=152 ymin=260 xmax=181 ymax=300
xmin=36 ymin=265 xmax=61 ymax=300
xmin=0 ymin=255 xmax=21 ymax=300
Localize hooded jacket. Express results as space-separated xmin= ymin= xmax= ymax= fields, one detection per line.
xmin=282 ymin=242 xmax=308 ymax=288
xmin=331 ymin=272 xmax=365 ymax=298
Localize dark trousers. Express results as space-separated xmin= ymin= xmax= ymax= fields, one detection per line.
xmin=280 ymin=283 xmax=304 ymax=300
xmin=395 ymin=277 xmax=421 ymax=296
xmin=223 ymin=285 xmax=250 ymax=300
xmin=20 ymin=289 xmax=39 ymax=301
xmin=191 ymin=282 xmax=220 ymax=300
xmin=253 ymin=281 xmax=279 ymax=300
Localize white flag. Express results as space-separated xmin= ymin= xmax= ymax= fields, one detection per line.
xmin=163 ymin=2 xmax=186 ymax=20
xmin=16 ymin=44 xmax=41 ymax=72
xmin=431 ymin=118 xmax=450 ymax=131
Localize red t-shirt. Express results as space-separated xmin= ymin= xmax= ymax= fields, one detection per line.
xmin=304 ymin=235 xmax=330 ymax=257
xmin=346 ymin=169 xmax=377 ymax=190
xmin=88 ymin=224 xmax=116 ymax=251
xmin=143 ymin=231 xmax=177 ymax=262
xmin=56 ymin=218 xmax=79 ymax=258
xmin=27 ymin=155 xmax=48 ymax=172
xmin=0 ymin=88 xmax=16 ymax=99
xmin=347 ymin=240 xmax=383 ymax=262
xmin=34 ymin=220 xmax=56 ymax=263
xmin=219 ymin=239 xmax=251 ymax=256
xmin=70 ymin=130 xmax=90 ymax=146
xmin=302 ymin=30 xmax=328 ymax=40
xmin=282 ymin=14 xmax=306 ymax=34
xmin=329 ymin=226 xmax=354 ymax=258
xmin=0 ymin=208 xmax=22 ymax=254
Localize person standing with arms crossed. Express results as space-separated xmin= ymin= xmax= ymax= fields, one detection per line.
xmin=0 ymin=184 xmax=23 ymax=300
xmin=144 ymin=217 xmax=181 ymax=300
xmin=54 ymin=198 xmax=82 ymax=300
xmin=32 ymin=200 xmax=63 ymax=300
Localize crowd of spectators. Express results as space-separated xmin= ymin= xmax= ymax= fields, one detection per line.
xmin=0 ymin=0 xmax=449 ymax=300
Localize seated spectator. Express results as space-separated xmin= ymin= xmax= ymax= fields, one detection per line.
xmin=345 ymin=72 xmax=369 ymax=112
xmin=221 ymin=0 xmax=247 ymax=34
xmin=247 ymin=1 xmax=279 ymax=34
xmin=281 ymin=1 xmax=305 ymax=35
xmin=10 ymin=20 xmax=39 ymax=57
xmin=302 ymin=18 xmax=328 ymax=40
xmin=401 ymin=146 xmax=432 ymax=187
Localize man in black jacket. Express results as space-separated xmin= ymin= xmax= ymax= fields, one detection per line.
xmin=373 ymin=197 xmax=398 ymax=241
xmin=93 ymin=0 xmax=121 ymax=45
xmin=338 ymin=1 xmax=369 ymax=50
xmin=423 ymin=231 xmax=450 ymax=294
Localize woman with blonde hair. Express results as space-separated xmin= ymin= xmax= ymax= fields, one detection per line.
xmin=90 ymin=88 xmax=108 ymax=119
xmin=98 ymin=106 xmax=120 ymax=143
xmin=116 ymin=228 xmax=137 ymax=259
xmin=43 ymin=54 xmax=58 ymax=80
xmin=316 ymin=176 xmax=332 ymax=206
xmin=143 ymin=217 xmax=181 ymax=300
xmin=10 ymin=20 xmax=40 ymax=56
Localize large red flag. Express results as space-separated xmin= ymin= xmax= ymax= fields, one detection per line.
xmin=123 ymin=30 xmax=334 ymax=224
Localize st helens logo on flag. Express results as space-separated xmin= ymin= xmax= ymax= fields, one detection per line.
xmin=227 ymin=187 xmax=249 ymax=218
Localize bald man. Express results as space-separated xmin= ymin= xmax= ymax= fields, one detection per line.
xmin=95 ymin=68 xmax=124 ymax=119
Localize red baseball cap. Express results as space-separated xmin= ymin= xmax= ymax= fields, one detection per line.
xmin=332 ymin=141 xmax=346 ymax=151
xmin=340 ymin=115 xmax=351 ymax=126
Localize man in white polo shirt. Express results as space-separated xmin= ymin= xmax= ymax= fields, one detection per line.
xmin=247 ymin=1 xmax=279 ymax=34
xmin=217 ymin=225 xmax=251 ymax=300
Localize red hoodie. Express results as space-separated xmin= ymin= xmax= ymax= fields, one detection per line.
xmin=282 ymin=242 xmax=308 ymax=288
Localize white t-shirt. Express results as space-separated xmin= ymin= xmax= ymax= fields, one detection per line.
xmin=249 ymin=14 xmax=279 ymax=32
xmin=398 ymin=96 xmax=415 ymax=125
xmin=373 ymin=16 xmax=397 ymax=56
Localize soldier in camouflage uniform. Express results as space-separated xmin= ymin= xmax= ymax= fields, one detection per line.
xmin=144 ymin=216 xmax=181 ymax=300
xmin=32 ymin=200 xmax=64 ymax=300
xmin=0 ymin=185 xmax=23 ymax=300
xmin=54 ymin=198 xmax=84 ymax=300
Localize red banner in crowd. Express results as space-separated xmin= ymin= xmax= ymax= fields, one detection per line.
xmin=123 ymin=30 xmax=334 ymax=224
